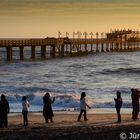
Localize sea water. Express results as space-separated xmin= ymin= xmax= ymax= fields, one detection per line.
xmin=0 ymin=50 xmax=140 ymax=113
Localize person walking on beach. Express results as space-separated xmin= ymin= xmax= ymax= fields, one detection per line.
xmin=114 ymin=91 xmax=123 ymax=123
xmin=43 ymin=92 xmax=55 ymax=123
xmin=131 ymin=88 xmax=140 ymax=120
xmin=22 ymin=96 xmax=30 ymax=126
xmin=0 ymin=94 xmax=10 ymax=128
xmin=77 ymin=92 xmax=91 ymax=122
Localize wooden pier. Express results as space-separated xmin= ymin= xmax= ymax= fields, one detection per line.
xmin=0 ymin=29 xmax=140 ymax=61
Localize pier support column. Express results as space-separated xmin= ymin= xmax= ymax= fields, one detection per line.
xmin=6 ymin=47 xmax=12 ymax=61
xmin=127 ymin=42 xmax=130 ymax=50
xmin=19 ymin=46 xmax=24 ymax=60
xmin=31 ymin=46 xmax=36 ymax=59
xmin=106 ymin=43 xmax=109 ymax=52
xmin=61 ymin=44 xmax=64 ymax=57
xmin=101 ymin=43 xmax=104 ymax=52
xmin=58 ymin=45 xmax=61 ymax=56
xmin=85 ymin=43 xmax=87 ymax=52
xmin=120 ymin=42 xmax=123 ymax=51
xmin=133 ymin=43 xmax=136 ymax=50
xmin=90 ymin=43 xmax=93 ymax=52
xmin=79 ymin=44 xmax=82 ymax=52
xmin=50 ymin=45 xmax=56 ymax=58
xmin=96 ymin=43 xmax=99 ymax=52
xmin=69 ymin=44 xmax=72 ymax=56
xmin=66 ymin=44 xmax=68 ymax=54
xmin=111 ymin=42 xmax=114 ymax=52
xmin=137 ymin=42 xmax=139 ymax=50
xmin=124 ymin=42 xmax=126 ymax=50
xmin=115 ymin=42 xmax=119 ymax=51
xmin=41 ymin=45 xmax=46 ymax=59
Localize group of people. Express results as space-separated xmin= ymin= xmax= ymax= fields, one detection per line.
xmin=21 ymin=93 xmax=56 ymax=126
xmin=114 ymin=88 xmax=140 ymax=123
xmin=0 ymin=89 xmax=140 ymax=128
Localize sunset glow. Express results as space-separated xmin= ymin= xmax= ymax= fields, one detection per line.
xmin=0 ymin=0 xmax=140 ymax=38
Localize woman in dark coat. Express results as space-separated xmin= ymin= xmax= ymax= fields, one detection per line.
xmin=0 ymin=94 xmax=10 ymax=128
xmin=43 ymin=93 xmax=55 ymax=123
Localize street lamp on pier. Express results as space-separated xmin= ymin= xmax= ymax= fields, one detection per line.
xmin=58 ymin=31 xmax=62 ymax=38
xmin=66 ymin=32 xmax=69 ymax=38
xmin=73 ymin=32 xmax=76 ymax=50
xmin=101 ymin=32 xmax=104 ymax=52
xmin=65 ymin=32 xmax=69 ymax=53
xmin=101 ymin=32 xmax=104 ymax=39
xmin=83 ymin=32 xmax=88 ymax=51
xmin=89 ymin=32 xmax=93 ymax=51
xmin=77 ymin=32 xmax=82 ymax=51
xmin=96 ymin=32 xmax=99 ymax=52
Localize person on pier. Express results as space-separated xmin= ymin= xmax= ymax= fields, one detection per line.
xmin=77 ymin=92 xmax=91 ymax=122
xmin=114 ymin=91 xmax=123 ymax=123
xmin=0 ymin=94 xmax=10 ymax=128
xmin=43 ymin=92 xmax=55 ymax=123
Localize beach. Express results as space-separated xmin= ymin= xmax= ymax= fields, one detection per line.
xmin=0 ymin=112 xmax=140 ymax=140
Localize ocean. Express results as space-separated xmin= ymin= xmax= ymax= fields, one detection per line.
xmin=0 ymin=48 xmax=140 ymax=113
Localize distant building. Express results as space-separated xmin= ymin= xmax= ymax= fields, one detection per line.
xmin=106 ymin=29 xmax=140 ymax=41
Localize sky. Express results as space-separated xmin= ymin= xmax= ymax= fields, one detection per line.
xmin=0 ymin=0 xmax=140 ymax=38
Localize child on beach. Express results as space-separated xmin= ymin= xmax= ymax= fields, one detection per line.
xmin=114 ymin=91 xmax=123 ymax=123
xmin=77 ymin=92 xmax=91 ymax=121
xmin=22 ymin=96 xmax=30 ymax=126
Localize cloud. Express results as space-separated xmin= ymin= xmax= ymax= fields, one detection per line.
xmin=0 ymin=0 xmax=140 ymax=18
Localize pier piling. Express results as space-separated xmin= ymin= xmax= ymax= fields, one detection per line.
xmin=31 ymin=46 xmax=36 ymax=59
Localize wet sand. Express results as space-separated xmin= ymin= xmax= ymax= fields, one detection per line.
xmin=0 ymin=113 xmax=140 ymax=140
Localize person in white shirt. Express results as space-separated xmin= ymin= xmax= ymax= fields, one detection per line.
xmin=22 ymin=96 xmax=30 ymax=126
xmin=77 ymin=92 xmax=90 ymax=121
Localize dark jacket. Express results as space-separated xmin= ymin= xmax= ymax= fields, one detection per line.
xmin=0 ymin=99 xmax=9 ymax=127
xmin=43 ymin=97 xmax=55 ymax=118
xmin=114 ymin=97 xmax=123 ymax=108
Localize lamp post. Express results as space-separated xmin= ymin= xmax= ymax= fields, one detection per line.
xmin=96 ymin=32 xmax=99 ymax=52
xmin=101 ymin=32 xmax=104 ymax=52
xmin=89 ymin=32 xmax=93 ymax=51
xmin=72 ymin=32 xmax=75 ymax=51
xmin=65 ymin=32 xmax=69 ymax=53
xmin=77 ymin=32 xmax=82 ymax=51
xmin=58 ymin=31 xmax=61 ymax=38
xmin=66 ymin=32 xmax=69 ymax=38
xmin=137 ymin=29 xmax=139 ymax=49
xmin=58 ymin=31 xmax=62 ymax=56
xmin=105 ymin=32 xmax=109 ymax=52
xmin=73 ymin=32 xmax=75 ymax=44
xmin=83 ymin=32 xmax=88 ymax=51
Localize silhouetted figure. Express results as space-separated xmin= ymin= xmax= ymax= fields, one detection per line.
xmin=77 ymin=92 xmax=90 ymax=121
xmin=131 ymin=88 xmax=140 ymax=120
xmin=114 ymin=91 xmax=123 ymax=123
xmin=22 ymin=96 xmax=30 ymax=126
xmin=0 ymin=94 xmax=9 ymax=128
xmin=43 ymin=93 xmax=55 ymax=123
